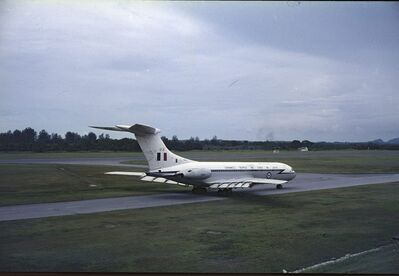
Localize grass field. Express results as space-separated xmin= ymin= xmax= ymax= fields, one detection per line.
xmin=0 ymin=151 xmax=143 ymax=160
xmin=119 ymin=150 xmax=399 ymax=173
xmin=0 ymin=164 xmax=189 ymax=206
xmin=2 ymin=150 xmax=399 ymax=174
xmin=2 ymin=150 xmax=399 ymax=173
xmin=1 ymin=150 xmax=399 ymax=272
xmin=0 ymin=183 xmax=398 ymax=272
xmin=177 ymin=149 xmax=399 ymax=173
xmin=1 ymin=150 xmax=399 ymax=206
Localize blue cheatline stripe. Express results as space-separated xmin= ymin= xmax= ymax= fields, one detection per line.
xmin=211 ymin=169 xmax=284 ymax=173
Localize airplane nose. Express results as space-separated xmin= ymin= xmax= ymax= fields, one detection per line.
xmin=290 ymin=170 xmax=296 ymax=180
xmin=283 ymin=166 xmax=296 ymax=180
xmin=287 ymin=166 xmax=296 ymax=180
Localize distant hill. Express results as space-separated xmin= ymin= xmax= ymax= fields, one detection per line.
xmin=387 ymin=137 xmax=399 ymax=144
xmin=370 ymin=139 xmax=385 ymax=145
xmin=369 ymin=137 xmax=399 ymax=145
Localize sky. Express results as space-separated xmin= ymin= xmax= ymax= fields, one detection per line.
xmin=0 ymin=1 xmax=398 ymax=142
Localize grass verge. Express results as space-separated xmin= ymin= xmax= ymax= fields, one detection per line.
xmin=0 ymin=164 xmax=189 ymax=206
xmin=0 ymin=183 xmax=398 ymax=272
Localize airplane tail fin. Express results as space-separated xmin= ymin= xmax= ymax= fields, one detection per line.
xmin=90 ymin=124 xmax=193 ymax=170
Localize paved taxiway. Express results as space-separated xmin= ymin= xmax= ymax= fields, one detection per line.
xmin=1 ymin=173 xmax=398 ymax=222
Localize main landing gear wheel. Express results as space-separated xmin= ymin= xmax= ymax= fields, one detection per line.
xmin=276 ymin=184 xmax=283 ymax=190
xmin=217 ymin=188 xmax=233 ymax=196
xmin=192 ymin=187 xmax=207 ymax=194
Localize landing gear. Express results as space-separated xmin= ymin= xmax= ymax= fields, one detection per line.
xmin=192 ymin=187 xmax=207 ymax=194
xmin=217 ymin=188 xmax=233 ymax=196
xmin=276 ymin=184 xmax=283 ymax=190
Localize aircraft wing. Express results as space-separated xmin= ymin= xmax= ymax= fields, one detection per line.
xmin=208 ymin=178 xmax=287 ymax=189
xmin=104 ymin=172 xmax=286 ymax=189
xmin=104 ymin=171 xmax=190 ymax=187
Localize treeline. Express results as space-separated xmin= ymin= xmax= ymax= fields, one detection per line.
xmin=0 ymin=128 xmax=139 ymax=152
xmin=0 ymin=128 xmax=398 ymax=152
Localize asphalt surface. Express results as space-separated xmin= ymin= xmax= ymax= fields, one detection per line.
xmin=1 ymin=172 xmax=398 ymax=222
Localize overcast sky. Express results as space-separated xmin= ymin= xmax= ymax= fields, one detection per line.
xmin=1 ymin=1 xmax=398 ymax=142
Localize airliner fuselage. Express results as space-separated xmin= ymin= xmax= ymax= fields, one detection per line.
xmin=148 ymin=161 xmax=296 ymax=187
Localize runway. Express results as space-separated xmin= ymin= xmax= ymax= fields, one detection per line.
xmin=1 ymin=173 xmax=398 ymax=222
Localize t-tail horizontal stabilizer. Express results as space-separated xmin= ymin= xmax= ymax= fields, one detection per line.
xmin=90 ymin=124 xmax=160 ymax=136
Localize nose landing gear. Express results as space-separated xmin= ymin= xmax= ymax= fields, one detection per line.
xmin=276 ymin=184 xmax=283 ymax=189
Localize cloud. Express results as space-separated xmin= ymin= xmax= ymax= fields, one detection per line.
xmin=0 ymin=1 xmax=398 ymax=141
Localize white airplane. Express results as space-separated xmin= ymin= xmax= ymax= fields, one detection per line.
xmin=90 ymin=123 xmax=296 ymax=195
